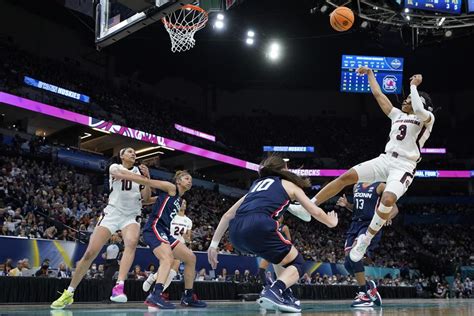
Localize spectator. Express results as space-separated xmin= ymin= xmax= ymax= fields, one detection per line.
xmin=57 ymin=263 xmax=72 ymax=278
xmin=218 ymin=268 xmax=229 ymax=282
xmin=433 ymin=283 xmax=448 ymax=299
xmin=35 ymin=259 xmax=50 ymax=277
xmin=132 ymin=265 xmax=147 ymax=280
xmin=8 ymin=260 xmax=23 ymax=276
xmin=196 ymin=268 xmax=208 ymax=281
xmin=232 ymin=270 xmax=241 ymax=283
xmin=1 ymin=258 xmax=13 ymax=276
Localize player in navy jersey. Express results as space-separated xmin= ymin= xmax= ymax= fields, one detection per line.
xmin=258 ymin=216 xmax=291 ymax=286
xmin=337 ymin=182 xmax=398 ymax=308
xmin=207 ymin=156 xmax=338 ymax=313
xmin=141 ymin=170 xmax=206 ymax=310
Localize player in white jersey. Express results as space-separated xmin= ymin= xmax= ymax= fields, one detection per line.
xmin=289 ymin=67 xmax=435 ymax=263
xmin=51 ymin=147 xmax=151 ymax=309
xmin=142 ymin=199 xmax=192 ymax=293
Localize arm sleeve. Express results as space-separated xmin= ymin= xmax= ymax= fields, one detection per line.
xmin=410 ymin=85 xmax=431 ymax=122
xmin=387 ymin=107 xmax=403 ymax=121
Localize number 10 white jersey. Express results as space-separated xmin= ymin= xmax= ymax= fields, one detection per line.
xmin=107 ymin=163 xmax=143 ymax=215
xmin=384 ymin=108 xmax=435 ymax=162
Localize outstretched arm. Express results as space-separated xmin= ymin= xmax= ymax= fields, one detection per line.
xmin=409 ymin=75 xmax=432 ymax=123
xmin=293 ymin=188 xmax=338 ymax=228
xmin=207 ymin=195 xmax=246 ymax=269
xmin=356 ymin=66 xmax=394 ymax=116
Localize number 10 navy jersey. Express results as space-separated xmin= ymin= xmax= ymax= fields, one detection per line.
xmin=236 ymin=176 xmax=291 ymax=219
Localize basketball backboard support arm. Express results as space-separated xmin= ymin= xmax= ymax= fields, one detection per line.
xmin=95 ymin=0 xmax=194 ymax=50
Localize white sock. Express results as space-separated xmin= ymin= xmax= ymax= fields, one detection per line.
xmin=163 ymin=269 xmax=177 ymax=291
xmin=117 ymin=280 xmax=124 ymax=285
xmin=367 ymin=204 xmax=392 ymax=239
xmin=67 ymin=286 xmax=75 ymax=293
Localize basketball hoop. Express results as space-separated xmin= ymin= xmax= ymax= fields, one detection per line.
xmin=162 ymin=4 xmax=208 ymax=53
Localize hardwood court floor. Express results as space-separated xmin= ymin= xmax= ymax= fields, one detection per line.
xmin=0 ymin=299 xmax=472 ymax=316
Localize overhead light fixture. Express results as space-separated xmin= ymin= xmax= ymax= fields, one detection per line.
xmin=405 ymin=15 xmax=411 ymax=21
xmin=361 ymin=21 xmax=369 ymax=28
xmin=136 ymin=151 xmax=164 ymax=159
xmin=438 ymin=17 xmax=446 ymax=27
xmin=320 ymin=5 xmax=328 ymax=13
xmin=92 ymin=128 xmax=110 ymax=134
xmin=445 ymin=30 xmax=453 ymax=37
xmin=80 ymin=132 xmax=92 ymax=140
xmin=404 ymin=8 xmax=410 ymax=13
xmin=283 ymin=158 xmax=290 ymax=162
xmin=246 ymin=38 xmax=255 ymax=45
xmin=135 ymin=146 xmax=161 ymax=154
xmin=247 ymin=30 xmax=255 ymax=37
xmin=161 ymin=145 xmax=175 ymax=151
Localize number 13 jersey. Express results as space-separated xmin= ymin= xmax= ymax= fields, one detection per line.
xmin=384 ymin=108 xmax=435 ymax=162
xmin=107 ymin=163 xmax=143 ymax=216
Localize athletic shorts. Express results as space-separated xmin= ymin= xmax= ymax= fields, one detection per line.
xmin=352 ymin=153 xmax=417 ymax=200
xmin=97 ymin=205 xmax=141 ymax=234
xmin=344 ymin=221 xmax=382 ymax=259
xmin=143 ymin=224 xmax=180 ymax=251
xmin=229 ymin=213 xmax=292 ymax=264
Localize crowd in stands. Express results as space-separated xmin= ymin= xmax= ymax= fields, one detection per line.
xmin=1 ymin=39 xmax=473 ymax=296
xmin=1 ymin=146 xmax=473 ymax=286
xmin=1 ymin=38 xmax=473 ymax=171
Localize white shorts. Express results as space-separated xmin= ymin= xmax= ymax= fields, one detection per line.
xmin=97 ymin=205 xmax=140 ymax=234
xmin=352 ymin=153 xmax=417 ymax=200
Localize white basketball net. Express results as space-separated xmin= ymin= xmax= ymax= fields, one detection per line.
xmin=162 ymin=5 xmax=208 ymax=53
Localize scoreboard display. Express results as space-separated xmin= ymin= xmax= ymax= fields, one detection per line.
xmin=341 ymin=55 xmax=404 ymax=94
xmin=405 ymin=0 xmax=462 ymax=14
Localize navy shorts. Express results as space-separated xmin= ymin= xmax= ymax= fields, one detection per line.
xmin=344 ymin=221 xmax=382 ymax=259
xmin=229 ymin=213 xmax=292 ymax=264
xmin=143 ymin=224 xmax=179 ymax=251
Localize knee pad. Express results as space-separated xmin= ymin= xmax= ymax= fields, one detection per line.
xmin=283 ymin=253 xmax=305 ymax=278
xmin=377 ymin=203 xmax=393 ymax=214
xmin=344 ymin=256 xmax=354 ymax=275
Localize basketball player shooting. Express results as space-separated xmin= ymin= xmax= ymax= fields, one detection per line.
xmin=289 ymin=66 xmax=435 ymax=262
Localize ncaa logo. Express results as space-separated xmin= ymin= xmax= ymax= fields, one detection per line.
xmin=390 ymin=59 xmax=402 ymax=69
xmin=383 ymin=75 xmax=397 ymax=92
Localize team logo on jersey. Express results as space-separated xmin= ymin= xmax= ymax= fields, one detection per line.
xmin=390 ymin=59 xmax=402 ymax=69
xmin=383 ymin=75 xmax=397 ymax=92
xmin=160 ymin=233 xmax=169 ymax=241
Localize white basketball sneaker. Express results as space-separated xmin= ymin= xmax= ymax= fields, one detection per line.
xmin=349 ymin=233 xmax=371 ymax=262
xmin=142 ymin=273 xmax=157 ymax=292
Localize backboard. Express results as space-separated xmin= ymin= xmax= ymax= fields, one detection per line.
xmin=94 ymin=0 xmax=229 ymax=50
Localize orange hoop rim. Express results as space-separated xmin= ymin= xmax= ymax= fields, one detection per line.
xmin=162 ymin=4 xmax=209 ymax=30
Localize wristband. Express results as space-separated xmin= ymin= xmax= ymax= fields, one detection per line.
xmin=210 ymin=240 xmax=219 ymax=248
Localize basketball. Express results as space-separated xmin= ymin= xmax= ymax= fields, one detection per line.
xmin=330 ymin=7 xmax=354 ymax=32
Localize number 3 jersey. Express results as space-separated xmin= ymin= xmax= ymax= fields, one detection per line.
xmin=385 ymin=107 xmax=435 ymax=162
xmin=170 ymin=214 xmax=193 ymax=243
xmin=107 ymin=163 xmax=143 ymax=216
xmin=235 ymin=176 xmax=290 ymax=219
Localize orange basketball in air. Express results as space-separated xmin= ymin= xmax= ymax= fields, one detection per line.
xmin=330 ymin=7 xmax=355 ymax=32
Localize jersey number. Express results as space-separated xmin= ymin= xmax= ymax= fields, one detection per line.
xmin=355 ymin=198 xmax=364 ymax=209
xmin=396 ymin=124 xmax=407 ymax=141
xmin=250 ymin=179 xmax=275 ymax=193
xmin=174 ymin=226 xmax=185 ymax=236
xmin=121 ymin=180 xmax=132 ymax=191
